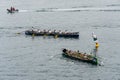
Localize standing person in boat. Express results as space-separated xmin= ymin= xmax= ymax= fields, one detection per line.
xmin=91 ymin=32 xmax=99 ymax=57
xmin=92 ymin=32 xmax=99 ymax=48
xmin=92 ymin=32 xmax=98 ymax=42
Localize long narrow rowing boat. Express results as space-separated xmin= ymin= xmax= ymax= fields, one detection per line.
xmin=62 ymin=48 xmax=98 ymax=65
xmin=25 ymin=29 xmax=79 ymax=38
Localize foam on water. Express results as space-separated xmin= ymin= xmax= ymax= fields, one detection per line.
xmin=16 ymin=6 xmax=120 ymax=13
xmin=34 ymin=6 xmax=120 ymax=12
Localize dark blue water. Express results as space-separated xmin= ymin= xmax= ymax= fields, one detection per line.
xmin=0 ymin=0 xmax=120 ymax=80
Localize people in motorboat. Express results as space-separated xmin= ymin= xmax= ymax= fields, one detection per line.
xmin=13 ymin=7 xmax=15 ymax=11
xmin=10 ymin=7 xmax=15 ymax=11
xmin=7 ymin=6 xmax=19 ymax=13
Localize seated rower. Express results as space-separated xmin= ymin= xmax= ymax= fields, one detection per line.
xmin=48 ymin=29 xmax=52 ymax=33
xmin=64 ymin=30 xmax=68 ymax=34
xmin=37 ymin=29 xmax=41 ymax=32
xmin=58 ymin=30 xmax=62 ymax=34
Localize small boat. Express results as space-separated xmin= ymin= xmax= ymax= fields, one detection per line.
xmin=62 ymin=48 xmax=98 ymax=65
xmin=7 ymin=8 xmax=19 ymax=13
xmin=25 ymin=29 xmax=79 ymax=38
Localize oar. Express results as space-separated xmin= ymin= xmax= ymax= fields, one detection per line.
xmin=54 ymin=34 xmax=58 ymax=39
xmin=15 ymin=31 xmax=25 ymax=35
xmin=16 ymin=32 xmax=21 ymax=34
xmin=32 ymin=33 xmax=35 ymax=37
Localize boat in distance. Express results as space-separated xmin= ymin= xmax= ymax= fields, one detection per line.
xmin=25 ymin=29 xmax=79 ymax=38
xmin=62 ymin=48 xmax=98 ymax=65
xmin=7 ymin=9 xmax=19 ymax=13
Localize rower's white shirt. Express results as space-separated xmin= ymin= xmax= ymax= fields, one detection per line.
xmin=49 ymin=31 xmax=52 ymax=33
xmin=92 ymin=32 xmax=99 ymax=43
xmin=92 ymin=32 xmax=97 ymax=38
xmin=92 ymin=34 xmax=97 ymax=38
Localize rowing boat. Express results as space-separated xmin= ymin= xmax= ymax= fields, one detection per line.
xmin=25 ymin=29 xmax=79 ymax=38
xmin=62 ymin=48 xmax=98 ymax=65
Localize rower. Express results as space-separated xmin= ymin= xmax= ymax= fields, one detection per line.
xmin=59 ymin=30 xmax=62 ymax=34
xmin=64 ymin=30 xmax=67 ymax=34
xmin=48 ymin=29 xmax=51 ymax=33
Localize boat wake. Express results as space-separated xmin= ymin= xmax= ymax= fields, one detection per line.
xmin=18 ymin=10 xmax=35 ymax=12
xmin=17 ymin=6 xmax=120 ymax=13
xmin=35 ymin=7 xmax=120 ymax=12
xmin=57 ymin=7 xmax=120 ymax=12
xmin=99 ymin=61 xmax=104 ymax=66
xmin=18 ymin=10 xmax=29 ymax=12
xmin=97 ymin=57 xmax=104 ymax=66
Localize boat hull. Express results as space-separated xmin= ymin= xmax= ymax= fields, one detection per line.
xmin=25 ymin=30 xmax=79 ymax=38
xmin=7 ymin=9 xmax=19 ymax=13
xmin=62 ymin=49 xmax=98 ymax=65
xmin=62 ymin=53 xmax=97 ymax=65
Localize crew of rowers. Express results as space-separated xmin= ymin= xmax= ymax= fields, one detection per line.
xmin=31 ymin=28 xmax=78 ymax=34
xmin=64 ymin=49 xmax=93 ymax=60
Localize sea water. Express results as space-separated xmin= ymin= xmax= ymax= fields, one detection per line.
xmin=0 ymin=0 xmax=120 ymax=80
